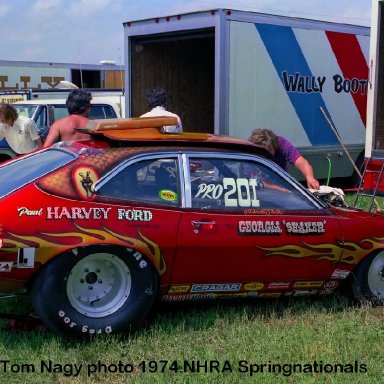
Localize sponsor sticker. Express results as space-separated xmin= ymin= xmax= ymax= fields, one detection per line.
xmin=331 ymin=269 xmax=351 ymax=279
xmin=168 ymin=285 xmax=190 ymax=293
xmin=243 ymin=282 xmax=264 ymax=291
xmin=191 ymin=283 xmax=241 ymax=293
xmin=323 ymin=281 xmax=338 ymax=290
xmin=0 ymin=262 xmax=13 ymax=272
xmin=293 ymin=281 xmax=323 ymax=288
xmin=284 ymin=290 xmax=318 ymax=297
xmin=268 ymin=281 xmax=290 ymax=290
xmin=17 ymin=248 xmax=35 ymax=268
xmin=259 ymin=292 xmax=282 ymax=298
xmin=159 ymin=190 xmax=178 ymax=202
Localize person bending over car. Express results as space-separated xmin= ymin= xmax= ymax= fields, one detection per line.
xmin=249 ymin=128 xmax=320 ymax=190
xmin=43 ymin=89 xmax=92 ymax=147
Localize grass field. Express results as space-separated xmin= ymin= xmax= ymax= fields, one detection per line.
xmin=0 ymin=293 xmax=383 ymax=383
xmin=0 ymin=192 xmax=383 ymax=383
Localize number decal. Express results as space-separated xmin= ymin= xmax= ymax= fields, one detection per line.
xmin=194 ymin=178 xmax=260 ymax=208
xmin=223 ymin=178 xmax=237 ymax=207
xmin=223 ymin=178 xmax=260 ymax=208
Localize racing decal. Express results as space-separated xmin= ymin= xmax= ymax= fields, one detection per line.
xmin=258 ymin=237 xmax=384 ymax=265
xmin=243 ymin=282 xmax=264 ymax=291
xmin=331 ymin=269 xmax=351 ymax=279
xmin=162 ymin=294 xmax=216 ymax=302
xmin=285 ymin=220 xmax=326 ymax=234
xmin=159 ymin=190 xmax=178 ymax=202
xmin=323 ymin=281 xmax=338 ymax=290
xmin=268 ymin=281 xmax=290 ymax=290
xmin=238 ymin=220 xmax=325 ymax=236
xmin=168 ymin=285 xmax=190 ymax=293
xmin=191 ymin=283 xmax=241 ymax=293
xmin=1 ymin=224 xmax=166 ymax=275
xmin=72 ymin=166 xmax=99 ymax=200
xmin=293 ymin=281 xmax=323 ymax=289
xmin=0 ymin=262 xmax=13 ymax=272
xmin=259 ymin=292 xmax=282 ymax=298
xmin=117 ymin=209 xmax=153 ymax=222
xmin=195 ymin=177 xmax=260 ymax=208
xmin=244 ymin=209 xmax=283 ymax=215
xmin=17 ymin=248 xmax=35 ymax=268
xmin=319 ymin=289 xmax=333 ymax=295
xmin=238 ymin=220 xmax=282 ymax=235
xmin=17 ymin=207 xmax=43 ymax=217
xmin=46 ymin=207 xmax=112 ymax=220
xmin=284 ymin=290 xmax=318 ymax=297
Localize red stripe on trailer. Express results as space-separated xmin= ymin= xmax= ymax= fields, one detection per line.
xmin=325 ymin=31 xmax=368 ymax=125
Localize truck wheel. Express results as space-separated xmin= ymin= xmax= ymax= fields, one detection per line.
xmin=351 ymin=250 xmax=384 ymax=306
xmin=30 ymin=245 xmax=158 ymax=338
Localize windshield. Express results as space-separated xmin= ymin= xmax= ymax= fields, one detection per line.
xmin=13 ymin=104 xmax=37 ymax=119
xmin=0 ymin=149 xmax=77 ymax=198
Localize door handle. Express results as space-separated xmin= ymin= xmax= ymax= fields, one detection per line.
xmin=191 ymin=220 xmax=216 ymax=228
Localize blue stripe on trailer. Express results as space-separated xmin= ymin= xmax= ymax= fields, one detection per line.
xmin=255 ymin=23 xmax=338 ymax=146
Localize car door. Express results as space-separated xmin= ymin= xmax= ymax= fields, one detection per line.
xmin=94 ymin=153 xmax=183 ymax=283
xmin=171 ymin=153 xmax=344 ymax=287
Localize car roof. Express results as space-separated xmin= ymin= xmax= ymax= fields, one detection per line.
xmin=81 ymin=117 xmax=271 ymax=157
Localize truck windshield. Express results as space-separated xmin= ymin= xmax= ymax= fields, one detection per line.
xmin=0 ymin=149 xmax=77 ymax=199
xmin=13 ymin=104 xmax=37 ymax=119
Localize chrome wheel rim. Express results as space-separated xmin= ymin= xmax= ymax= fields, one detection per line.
xmin=66 ymin=252 xmax=131 ymax=318
xmin=368 ymin=251 xmax=384 ymax=299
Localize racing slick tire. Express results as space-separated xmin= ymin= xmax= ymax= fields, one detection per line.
xmin=351 ymin=250 xmax=384 ymax=306
xmin=30 ymin=245 xmax=159 ymax=338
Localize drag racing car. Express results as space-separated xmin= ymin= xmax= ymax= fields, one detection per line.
xmin=0 ymin=116 xmax=383 ymax=338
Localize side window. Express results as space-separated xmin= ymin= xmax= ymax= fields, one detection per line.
xmin=51 ymin=105 xmax=117 ymax=121
xmin=89 ymin=105 xmax=117 ymax=119
xmin=189 ymin=157 xmax=316 ymax=210
xmin=98 ymin=158 xmax=180 ymax=206
xmin=53 ymin=105 xmax=69 ymax=120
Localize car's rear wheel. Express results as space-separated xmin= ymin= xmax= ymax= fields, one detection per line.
xmin=30 ymin=245 xmax=158 ymax=338
xmin=351 ymin=250 xmax=384 ymax=305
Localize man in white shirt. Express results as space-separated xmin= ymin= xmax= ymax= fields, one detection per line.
xmin=0 ymin=103 xmax=42 ymax=155
xmin=140 ymin=88 xmax=183 ymax=132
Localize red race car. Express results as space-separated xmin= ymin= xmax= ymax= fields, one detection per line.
xmin=0 ymin=117 xmax=383 ymax=338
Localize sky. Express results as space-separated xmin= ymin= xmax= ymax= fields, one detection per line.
xmin=0 ymin=0 xmax=372 ymax=65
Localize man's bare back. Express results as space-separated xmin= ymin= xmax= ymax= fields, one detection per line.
xmin=43 ymin=115 xmax=90 ymax=147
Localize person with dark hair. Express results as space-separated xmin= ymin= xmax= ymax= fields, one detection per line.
xmin=0 ymin=103 xmax=42 ymax=155
xmin=249 ymin=128 xmax=319 ymax=190
xmin=140 ymin=88 xmax=182 ymax=132
xmin=43 ymin=89 xmax=92 ymax=147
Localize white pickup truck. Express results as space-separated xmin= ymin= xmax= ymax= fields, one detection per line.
xmin=0 ymin=96 xmax=124 ymax=162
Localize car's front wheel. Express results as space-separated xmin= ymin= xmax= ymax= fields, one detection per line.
xmin=351 ymin=250 xmax=384 ymax=306
xmin=30 ymin=245 xmax=158 ymax=338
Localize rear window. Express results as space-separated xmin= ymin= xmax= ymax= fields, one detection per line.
xmin=0 ymin=149 xmax=76 ymax=198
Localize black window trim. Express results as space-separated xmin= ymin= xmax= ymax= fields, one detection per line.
xmin=93 ymin=151 xmax=186 ymax=207
xmin=182 ymin=151 xmax=325 ymax=210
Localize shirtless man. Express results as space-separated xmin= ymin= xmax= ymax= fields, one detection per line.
xmin=43 ymin=89 xmax=92 ymax=147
